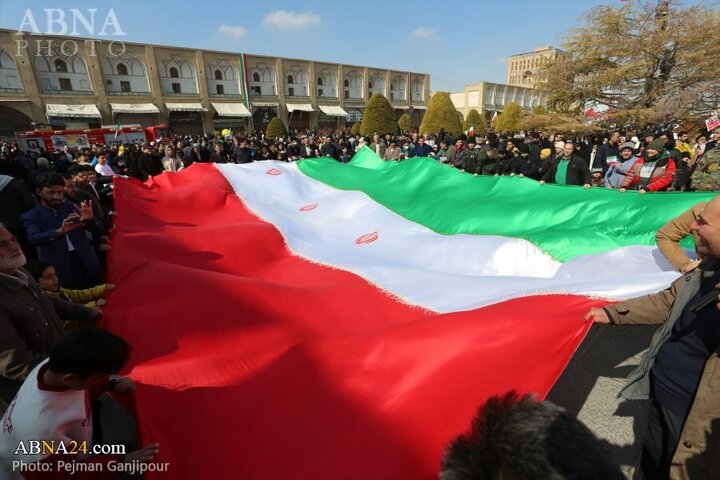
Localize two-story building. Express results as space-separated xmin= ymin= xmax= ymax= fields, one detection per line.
xmin=0 ymin=29 xmax=430 ymax=137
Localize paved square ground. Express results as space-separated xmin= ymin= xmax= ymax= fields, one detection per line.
xmin=548 ymin=324 xmax=658 ymax=478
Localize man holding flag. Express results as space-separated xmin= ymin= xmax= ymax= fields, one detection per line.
xmin=586 ymin=195 xmax=720 ymax=479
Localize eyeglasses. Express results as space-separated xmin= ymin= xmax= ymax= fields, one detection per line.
xmin=0 ymin=236 xmax=19 ymax=248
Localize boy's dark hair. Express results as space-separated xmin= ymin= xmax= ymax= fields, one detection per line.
xmin=23 ymin=259 xmax=54 ymax=282
xmin=67 ymin=164 xmax=94 ymax=176
xmin=439 ymin=392 xmax=624 ymax=480
xmin=47 ymin=328 xmax=131 ymax=379
xmin=35 ymin=172 xmax=66 ymax=190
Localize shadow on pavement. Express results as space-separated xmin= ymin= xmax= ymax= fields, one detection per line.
xmin=548 ymin=324 xmax=659 ymax=475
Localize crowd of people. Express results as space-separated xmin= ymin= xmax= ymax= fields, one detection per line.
xmin=0 ymin=122 xmax=719 ymax=479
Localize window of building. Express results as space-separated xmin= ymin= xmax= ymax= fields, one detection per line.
xmin=253 ymin=72 xmax=261 ymax=82
xmin=117 ymin=63 xmax=128 ymax=75
xmin=288 ymin=87 xmax=295 ymax=96
xmin=251 ymin=86 xmax=261 ymax=95
xmin=368 ymin=81 xmax=373 ymax=89
xmin=216 ymin=84 xmax=224 ymax=95
xmin=287 ymin=75 xmax=294 ymax=84
xmin=318 ymin=88 xmax=324 ymax=97
xmin=172 ymin=82 xmax=181 ymax=93
xmin=59 ymin=78 xmax=72 ymax=90
xmin=169 ymin=67 xmax=179 ymax=78
xmin=120 ymin=81 xmax=131 ymax=92
xmin=317 ymin=77 xmax=323 ymax=86
xmin=344 ymin=79 xmax=349 ymax=88
xmin=344 ymin=90 xmax=349 ymax=99
xmin=214 ymin=70 xmax=223 ymax=80
xmin=54 ymin=59 xmax=68 ymax=73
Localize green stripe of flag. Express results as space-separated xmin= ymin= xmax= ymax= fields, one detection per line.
xmin=297 ymin=146 xmax=715 ymax=262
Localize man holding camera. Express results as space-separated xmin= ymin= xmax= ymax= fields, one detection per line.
xmin=21 ymin=173 xmax=102 ymax=289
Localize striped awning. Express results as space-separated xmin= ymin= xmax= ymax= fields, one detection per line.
xmin=165 ymin=103 xmax=207 ymax=112
xmin=286 ymin=103 xmax=315 ymax=113
xmin=45 ymin=104 xmax=101 ymax=118
xmin=318 ymin=105 xmax=348 ymax=117
xmin=111 ymin=103 xmax=160 ymax=114
xmin=212 ymin=102 xmax=252 ymax=117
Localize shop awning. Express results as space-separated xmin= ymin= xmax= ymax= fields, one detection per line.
xmin=286 ymin=103 xmax=315 ymax=113
xmin=165 ymin=102 xmax=207 ymax=112
xmin=212 ymin=102 xmax=251 ymax=117
xmin=318 ymin=105 xmax=348 ymax=116
xmin=45 ymin=104 xmax=101 ymax=118
xmin=111 ymin=103 xmax=160 ymax=114
xmin=252 ymin=102 xmax=279 ymax=108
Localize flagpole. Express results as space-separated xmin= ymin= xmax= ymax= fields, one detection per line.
xmin=240 ymin=52 xmax=254 ymax=134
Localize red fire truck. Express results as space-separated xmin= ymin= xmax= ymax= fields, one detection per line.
xmin=15 ymin=124 xmax=171 ymax=153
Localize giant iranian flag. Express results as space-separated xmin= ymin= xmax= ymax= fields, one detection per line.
xmin=105 ymin=147 xmax=713 ymax=479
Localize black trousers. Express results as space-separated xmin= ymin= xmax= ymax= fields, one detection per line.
xmin=637 ymin=393 xmax=685 ymax=480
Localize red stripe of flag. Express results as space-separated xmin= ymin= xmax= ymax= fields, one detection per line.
xmin=106 ymin=164 xmax=600 ymax=479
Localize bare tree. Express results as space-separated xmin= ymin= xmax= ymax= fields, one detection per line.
xmin=542 ymin=0 xmax=720 ymax=128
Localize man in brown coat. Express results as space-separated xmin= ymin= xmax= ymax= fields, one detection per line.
xmin=0 ymin=223 xmax=99 ymax=406
xmin=585 ymin=196 xmax=720 ymax=480
xmin=656 ymin=202 xmax=708 ymax=273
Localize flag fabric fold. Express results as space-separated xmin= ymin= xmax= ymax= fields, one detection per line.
xmin=104 ymin=153 xmax=707 ymax=479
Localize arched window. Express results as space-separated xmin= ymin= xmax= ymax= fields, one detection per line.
xmin=287 ymin=75 xmax=294 ymax=84
xmin=368 ymin=81 xmax=373 ymax=89
xmin=117 ymin=63 xmax=128 ymax=75
xmin=317 ymin=77 xmax=323 ymax=86
xmin=54 ymin=59 xmax=67 ymax=73
xmin=169 ymin=67 xmax=179 ymax=78
xmin=344 ymin=79 xmax=349 ymax=87
xmin=214 ymin=70 xmax=223 ymax=80
xmin=253 ymin=72 xmax=260 ymax=82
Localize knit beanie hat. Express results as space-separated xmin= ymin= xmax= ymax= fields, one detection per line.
xmin=648 ymin=138 xmax=666 ymax=152
xmin=540 ymin=148 xmax=552 ymax=159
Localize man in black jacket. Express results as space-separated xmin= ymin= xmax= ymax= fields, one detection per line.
xmin=478 ymin=134 xmax=500 ymax=175
xmin=319 ymin=136 xmax=339 ymax=160
xmin=137 ymin=144 xmax=164 ymax=181
xmin=541 ymin=141 xmax=592 ymax=188
xmin=230 ymin=138 xmax=251 ymax=164
xmin=68 ymin=165 xmax=111 ymax=235
xmin=512 ymin=143 xmax=542 ymax=180
xmin=459 ymin=137 xmax=481 ymax=175
xmin=591 ymin=131 xmax=620 ymax=174
xmin=209 ymin=143 xmax=229 ymax=163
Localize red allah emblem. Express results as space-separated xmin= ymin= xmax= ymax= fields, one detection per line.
xmin=355 ymin=232 xmax=379 ymax=245
xmin=300 ymin=203 xmax=319 ymax=212
xmin=266 ymin=168 xmax=282 ymax=176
